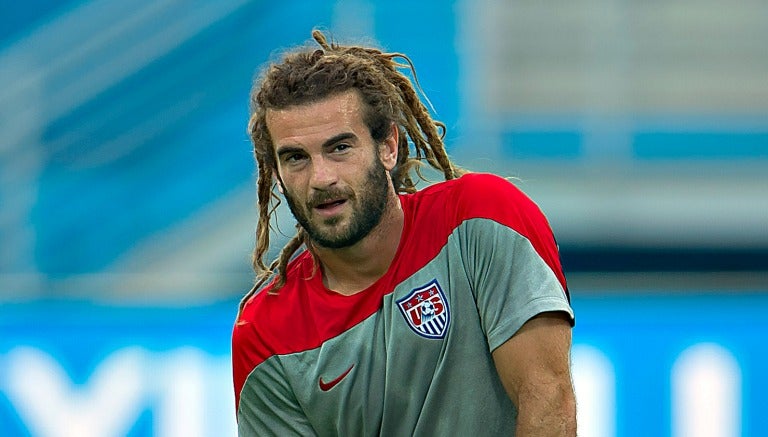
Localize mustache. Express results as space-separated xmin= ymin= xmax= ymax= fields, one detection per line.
xmin=307 ymin=188 xmax=355 ymax=208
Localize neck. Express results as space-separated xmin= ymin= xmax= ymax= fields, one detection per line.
xmin=312 ymin=193 xmax=404 ymax=296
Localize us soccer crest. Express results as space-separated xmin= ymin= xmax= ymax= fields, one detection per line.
xmin=397 ymin=279 xmax=450 ymax=339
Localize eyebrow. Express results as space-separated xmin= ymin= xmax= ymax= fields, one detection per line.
xmin=276 ymin=132 xmax=358 ymax=158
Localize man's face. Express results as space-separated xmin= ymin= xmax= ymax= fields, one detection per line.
xmin=266 ymin=91 xmax=397 ymax=249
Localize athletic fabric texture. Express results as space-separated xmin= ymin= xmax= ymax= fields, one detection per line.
xmin=232 ymin=172 xmax=574 ymax=436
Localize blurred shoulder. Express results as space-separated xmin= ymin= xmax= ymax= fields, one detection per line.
xmin=416 ymin=172 xmax=539 ymax=217
xmin=237 ymin=250 xmax=313 ymax=324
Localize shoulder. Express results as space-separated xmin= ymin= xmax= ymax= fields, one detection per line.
xmin=410 ymin=172 xmax=565 ymax=282
xmin=233 ymin=250 xmax=315 ymax=359
xmin=232 ymin=251 xmax=317 ymax=403
xmin=411 ymin=172 xmax=547 ymax=230
xmin=239 ymin=250 xmax=310 ymax=310
xmin=419 ymin=172 xmax=532 ymax=204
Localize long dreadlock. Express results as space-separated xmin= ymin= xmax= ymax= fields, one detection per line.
xmin=245 ymin=29 xmax=463 ymax=298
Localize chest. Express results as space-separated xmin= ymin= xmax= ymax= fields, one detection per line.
xmin=278 ymin=253 xmax=495 ymax=434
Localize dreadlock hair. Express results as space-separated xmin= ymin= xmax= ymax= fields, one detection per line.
xmin=246 ymin=29 xmax=464 ymax=295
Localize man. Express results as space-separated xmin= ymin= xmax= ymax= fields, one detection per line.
xmin=232 ymin=30 xmax=576 ymax=436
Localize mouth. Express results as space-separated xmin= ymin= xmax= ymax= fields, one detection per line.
xmin=315 ymin=199 xmax=347 ymax=210
xmin=312 ymin=198 xmax=348 ymax=217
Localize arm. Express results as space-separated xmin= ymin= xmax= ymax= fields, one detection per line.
xmin=452 ymin=175 xmax=575 ymax=433
xmin=492 ymin=311 xmax=576 ymax=437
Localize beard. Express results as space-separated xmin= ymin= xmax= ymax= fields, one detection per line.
xmin=282 ymin=157 xmax=391 ymax=249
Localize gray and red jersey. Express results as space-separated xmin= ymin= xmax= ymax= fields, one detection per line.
xmin=232 ymin=173 xmax=574 ymax=436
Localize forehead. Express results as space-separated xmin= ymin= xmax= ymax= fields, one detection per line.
xmin=265 ymin=90 xmax=367 ymax=147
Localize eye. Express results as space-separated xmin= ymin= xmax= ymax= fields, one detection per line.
xmin=282 ymin=152 xmax=307 ymax=165
xmin=332 ymin=143 xmax=351 ymax=153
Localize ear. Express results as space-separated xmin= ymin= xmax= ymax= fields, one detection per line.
xmin=379 ymin=123 xmax=399 ymax=171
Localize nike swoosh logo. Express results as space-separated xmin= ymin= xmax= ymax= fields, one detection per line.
xmin=319 ymin=364 xmax=354 ymax=391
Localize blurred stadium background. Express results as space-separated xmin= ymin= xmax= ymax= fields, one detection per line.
xmin=1 ymin=0 xmax=766 ymax=436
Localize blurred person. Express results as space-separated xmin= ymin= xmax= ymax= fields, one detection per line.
xmin=232 ymin=30 xmax=575 ymax=436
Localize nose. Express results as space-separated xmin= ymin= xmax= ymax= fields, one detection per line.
xmin=309 ymin=156 xmax=338 ymax=189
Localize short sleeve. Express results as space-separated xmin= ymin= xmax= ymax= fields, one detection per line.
xmin=453 ymin=175 xmax=573 ymax=351
xmin=236 ymin=356 xmax=318 ymax=437
xmin=460 ymin=219 xmax=574 ymax=351
xmin=233 ymin=316 xmax=317 ymax=436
